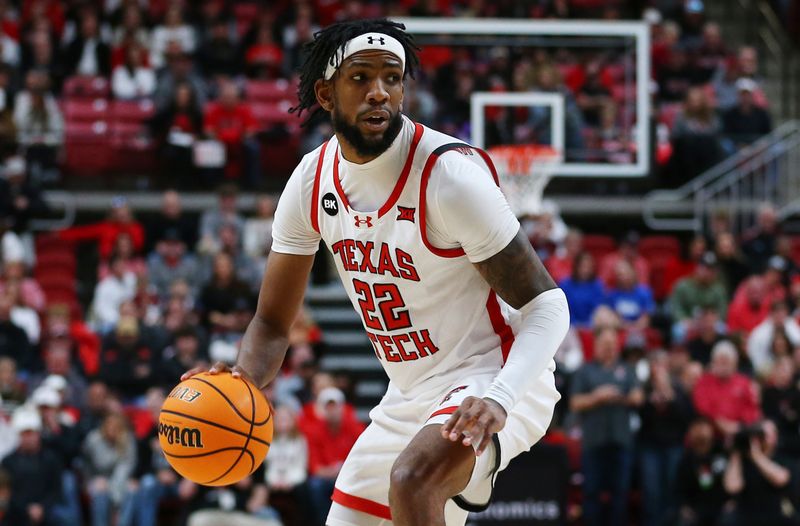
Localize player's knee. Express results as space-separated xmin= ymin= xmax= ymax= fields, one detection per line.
xmin=389 ymin=457 xmax=439 ymax=497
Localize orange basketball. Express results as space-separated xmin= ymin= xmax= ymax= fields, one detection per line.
xmin=159 ymin=372 xmax=273 ymax=486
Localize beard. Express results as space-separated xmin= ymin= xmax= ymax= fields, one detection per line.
xmin=332 ymin=107 xmax=404 ymax=159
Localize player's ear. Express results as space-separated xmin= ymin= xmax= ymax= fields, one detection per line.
xmin=315 ymin=79 xmax=334 ymax=113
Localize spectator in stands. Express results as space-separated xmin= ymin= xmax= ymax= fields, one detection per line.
xmin=695 ymin=22 xmax=728 ymax=82
xmin=98 ymin=315 xmax=155 ymax=401
xmin=656 ymin=43 xmax=699 ymax=103
xmin=0 ymin=356 xmax=25 ymax=405
xmin=722 ymin=78 xmax=772 ymax=148
xmin=741 ymin=203 xmax=780 ymax=273
xmin=147 ymin=227 xmax=200 ymax=301
xmin=604 ymin=260 xmax=656 ymax=329
xmin=62 ymin=8 xmax=110 ymax=78
xmin=762 ymin=356 xmax=800 ymax=456
xmin=599 ymin=230 xmax=649 ymax=287
xmin=150 ymin=82 xmax=204 ymax=184
xmin=6 ymin=284 xmax=38 ymax=345
xmin=203 ymin=80 xmax=261 ymax=187
xmin=76 ymin=381 xmax=110 ymax=440
xmin=183 ymin=466 xmax=283 ymax=526
xmin=545 ymin=228 xmax=582 ymax=284
xmin=43 ymin=302 xmax=101 ymax=377
xmin=686 ymin=307 xmax=726 ymax=365
xmin=31 ymin=385 xmax=81 ymax=524
xmin=728 ymin=276 xmax=773 ymax=336
xmin=668 ymin=86 xmax=724 ymax=185
xmin=150 ymin=6 xmax=196 ymax=70
xmin=158 ymin=325 xmax=206 ymax=389
xmin=0 ymin=292 xmax=30 ymax=370
xmin=198 ymin=250 xmax=252 ymax=332
xmin=0 ymin=22 xmax=18 ymax=67
xmin=90 ymin=254 xmax=137 ymax=332
xmin=13 ymin=69 xmax=62 ymax=177
xmin=58 ymin=195 xmax=145 ymax=260
xmin=245 ymin=24 xmax=284 ymax=79
xmin=570 ymin=326 xmax=643 ymax=526
xmin=205 ymin=222 xmax=261 ymax=290
xmin=97 ymin=232 xmax=146 ymax=281
xmin=267 ymin=404 xmax=312 ymax=525
xmin=693 ymin=340 xmax=761 ymax=439
xmin=0 ymin=65 xmax=15 ymax=159
xmin=281 ymin=4 xmax=318 ymax=74
xmin=0 ymin=468 xmax=26 ymax=525
xmin=197 ymin=183 xmax=245 ymax=254
xmin=675 ymin=417 xmax=728 ymax=526
xmin=111 ymin=4 xmax=149 ymax=54
xmin=670 ymin=251 xmax=728 ymax=342
xmin=1 ymin=407 xmax=65 ymax=526
xmin=723 ymin=419 xmax=798 ymax=525
xmin=153 ymin=46 xmax=209 ymax=112
xmin=0 ymin=155 xmax=49 ymax=234
xmin=26 ymin=342 xmax=87 ymax=409
xmin=243 ymin=194 xmax=275 ymax=264
xmin=639 ymin=350 xmax=694 ymax=526
xmin=576 ymin=62 xmax=612 ymax=127
xmin=198 ymin=17 xmax=240 ymax=79
xmin=747 ymin=300 xmax=800 ymax=378
xmin=299 ymin=387 xmax=365 ymax=526
xmin=81 ymin=411 xmax=137 ymax=526
xmin=0 ymin=257 xmax=45 ymax=313
xmin=714 ymin=231 xmax=749 ymax=297
xmin=145 ymin=190 xmax=197 ymax=252
xmin=559 ymin=251 xmax=604 ymax=327
xmin=111 ymin=41 xmax=155 ymax=100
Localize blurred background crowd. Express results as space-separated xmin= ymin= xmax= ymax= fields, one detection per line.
xmin=0 ymin=0 xmax=799 ymax=526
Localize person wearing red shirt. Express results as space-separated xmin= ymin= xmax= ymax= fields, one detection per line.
xmin=56 ymin=196 xmax=145 ymax=261
xmin=298 ymin=387 xmax=365 ymax=526
xmin=693 ymin=340 xmax=761 ymax=439
xmin=728 ymin=274 xmax=782 ymax=336
xmin=203 ymin=80 xmax=261 ymax=187
xmin=545 ymin=228 xmax=583 ymax=284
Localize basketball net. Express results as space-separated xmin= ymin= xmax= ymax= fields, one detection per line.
xmin=487 ymin=144 xmax=562 ymax=218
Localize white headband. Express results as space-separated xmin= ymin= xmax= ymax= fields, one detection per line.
xmin=323 ymin=32 xmax=406 ymax=80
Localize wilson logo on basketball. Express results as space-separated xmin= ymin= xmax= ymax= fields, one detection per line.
xmin=168 ymin=386 xmax=202 ymax=403
xmin=158 ymin=423 xmax=204 ymax=448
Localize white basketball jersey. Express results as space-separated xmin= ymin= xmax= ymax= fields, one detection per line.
xmin=309 ymin=119 xmax=516 ymax=396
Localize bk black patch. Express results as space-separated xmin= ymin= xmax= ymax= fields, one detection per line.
xmin=322 ymin=192 xmax=339 ymax=216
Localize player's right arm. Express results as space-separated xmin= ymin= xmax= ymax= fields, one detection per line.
xmin=183 ymin=147 xmax=323 ymax=387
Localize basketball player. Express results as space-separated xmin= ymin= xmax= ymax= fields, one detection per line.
xmin=184 ymin=19 xmax=569 ymax=526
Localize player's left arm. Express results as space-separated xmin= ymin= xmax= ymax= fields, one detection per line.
xmin=436 ymin=157 xmax=569 ymax=455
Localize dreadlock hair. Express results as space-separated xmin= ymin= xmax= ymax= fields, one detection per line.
xmin=290 ymin=18 xmax=420 ymax=125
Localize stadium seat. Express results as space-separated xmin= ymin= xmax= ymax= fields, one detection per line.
xmin=63 ymin=76 xmax=110 ymax=99
xmin=63 ymin=121 xmax=113 ymax=175
xmin=37 ymin=273 xmax=76 ymax=292
xmin=35 ymin=235 xmax=73 ymax=254
xmin=245 ymin=79 xmax=298 ymax=103
xmin=111 ymin=100 xmax=155 ymax=123
xmin=251 ymin=100 xmax=296 ymax=127
xmin=63 ymin=99 xmax=110 ymax=122
xmin=639 ymin=235 xmax=681 ymax=262
xmin=582 ymin=234 xmax=616 ymax=263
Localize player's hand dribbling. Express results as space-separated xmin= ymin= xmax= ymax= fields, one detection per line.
xmin=180 ymin=361 xmax=254 ymax=384
xmin=441 ymin=396 xmax=507 ymax=456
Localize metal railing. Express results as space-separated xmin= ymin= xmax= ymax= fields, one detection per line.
xmin=643 ymin=120 xmax=800 ymax=234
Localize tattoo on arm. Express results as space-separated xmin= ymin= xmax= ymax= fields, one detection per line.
xmin=473 ymin=228 xmax=556 ymax=309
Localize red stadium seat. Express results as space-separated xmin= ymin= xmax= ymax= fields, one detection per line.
xmin=37 ymin=273 xmax=76 ymax=292
xmin=64 ymin=99 xmax=110 ymax=122
xmin=63 ymin=121 xmax=113 ymax=175
xmin=35 ymin=235 xmax=73 ymax=254
xmin=110 ymin=122 xmax=156 ymax=174
xmin=251 ymin=100 xmax=296 ymax=127
xmin=63 ymin=76 xmax=110 ymax=99
xmin=639 ymin=235 xmax=681 ymax=263
xmin=582 ymin=234 xmax=616 ymax=263
xmin=245 ymin=79 xmax=298 ymax=103
xmin=111 ymin=100 xmax=155 ymax=123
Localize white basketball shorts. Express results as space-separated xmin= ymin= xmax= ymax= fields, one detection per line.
xmin=327 ymin=362 xmax=559 ymax=526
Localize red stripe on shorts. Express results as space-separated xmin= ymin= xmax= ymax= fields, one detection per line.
xmin=332 ymin=488 xmax=392 ymax=520
xmin=428 ymin=405 xmax=459 ymax=420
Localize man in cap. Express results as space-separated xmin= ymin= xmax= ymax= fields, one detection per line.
xmin=722 ymin=77 xmax=772 ymax=146
xmin=1 ymin=407 xmax=65 ymax=525
xmin=146 ymin=225 xmax=200 ymax=300
xmin=186 ymin=18 xmax=568 ymax=526
xmin=670 ymin=251 xmax=729 ymax=342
